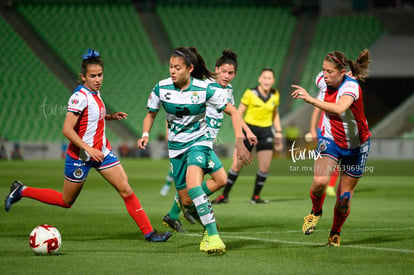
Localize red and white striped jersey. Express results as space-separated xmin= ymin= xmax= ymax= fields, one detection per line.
xmin=66 ymin=85 xmax=111 ymax=161
xmin=315 ymin=71 xmax=371 ymax=149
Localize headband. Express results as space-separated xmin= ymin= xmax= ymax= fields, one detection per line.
xmin=173 ymin=50 xmax=193 ymax=65
xmin=82 ymin=49 xmax=100 ymax=60
xmin=327 ymin=54 xmax=345 ymax=67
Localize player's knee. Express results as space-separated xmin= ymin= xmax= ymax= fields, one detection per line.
xmin=337 ymin=191 xmax=352 ymax=209
xmin=312 ymin=176 xmax=329 ymax=194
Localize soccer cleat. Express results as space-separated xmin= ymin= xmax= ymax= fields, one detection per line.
xmin=326 ymin=186 xmax=336 ymax=197
xmin=183 ymin=209 xmax=197 ymax=224
xmin=160 ymin=184 xmax=171 ymax=196
xmin=250 ymin=196 xmax=269 ymax=204
xmin=5 ymin=180 xmax=24 ymax=212
xmin=145 ymin=230 xmax=172 ymax=242
xmin=162 ymin=214 xmax=187 ymax=233
xmin=327 ymin=233 xmax=341 ymax=247
xmin=199 ymin=230 xmax=209 ymax=251
xmin=302 ymin=213 xmax=321 ymax=235
xmin=205 ymin=235 xmax=226 ymax=255
xmin=211 ymin=195 xmax=229 ymax=204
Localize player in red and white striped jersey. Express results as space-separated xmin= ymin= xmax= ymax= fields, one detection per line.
xmin=5 ymin=49 xmax=171 ymax=242
xmin=292 ymin=49 xmax=372 ymax=247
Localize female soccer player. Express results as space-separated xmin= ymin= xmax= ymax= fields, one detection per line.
xmin=137 ymin=46 xmax=252 ymax=255
xmin=291 ymin=49 xmax=371 ymax=247
xmin=309 ymin=71 xmax=339 ymax=197
xmin=161 ymin=49 xmax=257 ymax=233
xmin=4 ymin=49 xmax=171 ymax=242
xmin=213 ymin=68 xmax=283 ymax=204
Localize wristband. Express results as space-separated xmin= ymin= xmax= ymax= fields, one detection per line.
xmin=275 ymin=130 xmax=283 ymax=133
xmin=142 ymin=132 xmax=149 ymax=138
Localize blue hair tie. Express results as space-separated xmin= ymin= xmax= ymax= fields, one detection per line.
xmin=82 ymin=49 xmax=100 ymax=60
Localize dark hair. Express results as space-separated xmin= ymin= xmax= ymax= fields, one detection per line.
xmin=325 ymin=49 xmax=371 ymax=81
xmin=80 ymin=49 xmax=104 ymax=82
xmin=260 ymin=67 xmax=275 ymax=77
xmin=171 ymin=46 xmax=215 ymax=80
xmin=215 ymin=49 xmax=238 ymax=71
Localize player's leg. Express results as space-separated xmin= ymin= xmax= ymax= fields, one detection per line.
xmin=303 ymin=155 xmax=336 ymax=235
xmin=328 ymin=140 xmax=369 ymax=246
xmin=4 ymin=155 xmax=90 ymax=211
xmin=326 ymin=166 xmax=339 ymax=196
xmin=162 ymin=192 xmax=188 ymax=232
xmin=5 ymin=179 xmax=78 ymax=211
xmin=212 ymin=148 xmax=244 ymax=204
xmin=160 ymin=169 xmax=173 ymax=196
xmin=185 ymin=164 xmax=225 ymax=254
xmin=328 ymin=174 xmax=358 ymax=247
xmin=99 ymin=162 xmax=171 ymax=242
xmin=250 ymin=149 xmax=273 ymax=203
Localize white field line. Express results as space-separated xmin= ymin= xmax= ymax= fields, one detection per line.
xmin=184 ymin=227 xmax=414 ymax=254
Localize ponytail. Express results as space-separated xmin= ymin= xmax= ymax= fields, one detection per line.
xmin=171 ymin=47 xmax=215 ymax=80
xmin=325 ymin=49 xmax=371 ymax=81
xmin=348 ymin=49 xmax=371 ymax=81
xmin=215 ymin=49 xmax=238 ymax=71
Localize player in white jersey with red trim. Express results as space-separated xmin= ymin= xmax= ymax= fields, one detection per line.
xmin=5 ymin=49 xmax=171 ymax=242
xmin=292 ymin=49 xmax=371 ymax=247
xmin=309 ymin=71 xmax=339 ymax=196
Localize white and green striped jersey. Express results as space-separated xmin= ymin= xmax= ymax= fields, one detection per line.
xmin=204 ymin=78 xmax=235 ymax=139
xmin=147 ymin=77 xmax=228 ymax=158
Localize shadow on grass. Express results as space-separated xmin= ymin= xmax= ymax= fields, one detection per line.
xmin=345 ymin=234 xmax=408 ymax=245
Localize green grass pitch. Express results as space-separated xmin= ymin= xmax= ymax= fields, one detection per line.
xmin=1 ymin=158 xmax=413 ymax=274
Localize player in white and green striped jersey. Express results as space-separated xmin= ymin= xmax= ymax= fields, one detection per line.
xmin=138 ymin=47 xmax=252 ymax=255
xmin=161 ymin=50 xmax=257 ymax=235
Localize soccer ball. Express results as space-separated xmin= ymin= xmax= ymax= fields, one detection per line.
xmin=304 ymin=132 xmax=313 ymax=143
xmin=29 ymin=224 xmax=62 ymax=255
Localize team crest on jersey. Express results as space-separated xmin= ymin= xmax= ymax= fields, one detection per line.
xmin=191 ymin=92 xmax=199 ymax=103
xmin=73 ymin=168 xmax=84 ymax=179
xmin=318 ymin=140 xmax=328 ymax=152
xmin=208 ymin=159 xmax=215 ymax=169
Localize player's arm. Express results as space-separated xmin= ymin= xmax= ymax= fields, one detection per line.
xmin=62 ymin=112 xmax=104 ymax=162
xmin=223 ymin=103 xmax=252 ymax=165
xmin=137 ymin=110 xmax=158 ymax=150
xmin=272 ymin=106 xmax=283 ymax=151
xmin=238 ymin=104 xmax=257 ymax=146
xmin=105 ymin=112 xmax=128 ymax=121
xmin=291 ymin=85 xmax=354 ymax=115
xmin=310 ymin=107 xmax=321 ymax=139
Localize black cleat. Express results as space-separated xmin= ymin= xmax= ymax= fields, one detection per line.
xmin=145 ymin=230 xmax=172 ymax=242
xmin=5 ymin=180 xmax=24 ymax=212
xmin=162 ymin=214 xmax=187 ymax=233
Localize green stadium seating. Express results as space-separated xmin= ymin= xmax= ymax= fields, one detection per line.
xmin=0 ymin=13 xmax=121 ymax=142
xmin=17 ymin=4 xmax=167 ymax=140
xmin=0 ymin=15 xmax=68 ymax=142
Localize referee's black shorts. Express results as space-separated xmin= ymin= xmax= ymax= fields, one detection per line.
xmin=243 ymin=124 xmax=274 ymax=152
